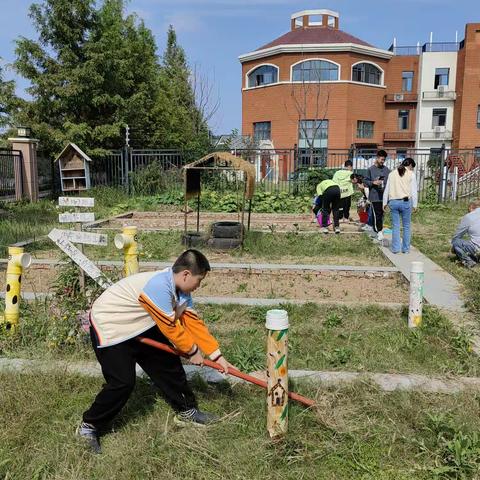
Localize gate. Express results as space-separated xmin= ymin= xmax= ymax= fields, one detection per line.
xmin=0 ymin=149 xmax=22 ymax=199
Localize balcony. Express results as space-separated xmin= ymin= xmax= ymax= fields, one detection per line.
xmin=384 ymin=93 xmax=418 ymax=103
xmin=384 ymin=131 xmax=416 ymax=142
xmin=419 ymin=130 xmax=452 ymax=140
xmin=388 ymin=42 xmax=460 ymax=56
xmin=422 ymin=90 xmax=456 ymax=101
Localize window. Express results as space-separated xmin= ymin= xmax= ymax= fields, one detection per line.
xmin=475 ymin=147 xmax=480 ymax=161
xmin=432 ymin=108 xmax=447 ymax=127
xmin=292 ymin=60 xmax=339 ymax=82
xmin=398 ymin=110 xmax=409 ymax=130
xmin=253 ymin=122 xmax=271 ymax=141
xmin=294 ymin=17 xmax=303 ymax=28
xmin=298 ymin=120 xmax=329 ymax=166
xmin=396 ymin=149 xmax=407 ymax=160
xmin=327 ymin=15 xmax=336 ymax=27
xmin=309 ymin=14 xmax=322 ymax=26
xmin=352 ymin=63 xmax=382 ymax=85
xmin=477 ymin=105 xmax=480 ymax=129
xmin=434 ymin=68 xmax=449 ymax=89
xmin=248 ymin=65 xmax=278 ymax=88
xmin=402 ymin=71 xmax=414 ymax=92
xmin=357 ymin=121 xmax=374 ymax=138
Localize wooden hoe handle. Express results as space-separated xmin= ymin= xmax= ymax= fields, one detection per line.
xmin=137 ymin=337 xmax=316 ymax=408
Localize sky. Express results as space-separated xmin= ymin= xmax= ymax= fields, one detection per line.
xmin=0 ymin=0 xmax=478 ymax=135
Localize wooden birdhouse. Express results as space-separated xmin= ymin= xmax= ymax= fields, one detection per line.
xmin=55 ymin=143 xmax=92 ymax=192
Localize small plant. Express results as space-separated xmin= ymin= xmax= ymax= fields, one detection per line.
xmin=324 ymin=312 xmax=343 ymax=328
xmin=236 ymin=283 xmax=248 ymax=293
xmin=226 ymin=338 xmax=264 ymax=372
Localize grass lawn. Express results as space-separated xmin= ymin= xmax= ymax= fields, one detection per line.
xmin=2 ymin=301 xmax=478 ymax=378
xmin=410 ymin=202 xmax=480 ymax=316
xmin=1 ymin=371 xmax=480 ymax=479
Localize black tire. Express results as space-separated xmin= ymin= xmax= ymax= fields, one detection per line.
xmin=207 ymin=237 xmax=242 ymax=250
xmin=211 ymin=221 xmax=244 ymax=239
xmin=182 ymin=232 xmax=207 ymax=248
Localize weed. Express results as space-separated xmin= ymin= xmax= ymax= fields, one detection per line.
xmin=324 ymin=312 xmax=343 ymax=328
xmin=236 ymin=283 xmax=248 ymax=293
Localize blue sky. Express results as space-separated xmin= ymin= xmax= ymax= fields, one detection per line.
xmin=0 ymin=0 xmax=478 ymax=134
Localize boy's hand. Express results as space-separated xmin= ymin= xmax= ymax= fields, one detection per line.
xmin=216 ymin=356 xmax=236 ymax=374
xmin=189 ymin=350 xmax=204 ymax=366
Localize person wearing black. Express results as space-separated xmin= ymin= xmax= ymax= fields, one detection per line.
xmin=316 ymin=179 xmax=341 ymax=234
xmin=363 ymin=150 xmax=391 ymax=241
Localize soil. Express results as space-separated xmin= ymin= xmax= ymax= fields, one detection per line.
xmin=91 ymin=211 xmax=364 ymax=234
xmin=0 ymin=264 xmax=408 ymax=303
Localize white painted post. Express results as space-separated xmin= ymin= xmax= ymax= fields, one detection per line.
xmin=408 ymin=261 xmax=424 ymax=328
xmin=266 ymin=309 xmax=289 ymax=438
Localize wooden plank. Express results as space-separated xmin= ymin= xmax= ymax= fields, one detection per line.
xmin=59 ymin=230 xmax=108 ymax=246
xmin=47 ymin=229 xmax=112 ymax=288
xmin=58 ymin=197 xmax=94 ymax=207
xmin=58 ymin=212 xmax=95 ymax=223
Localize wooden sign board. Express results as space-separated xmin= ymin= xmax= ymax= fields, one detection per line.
xmin=58 ymin=212 xmax=95 ymax=223
xmin=48 ymin=229 xmax=112 ymax=288
xmin=58 ymin=197 xmax=95 ymax=207
xmin=59 ymin=230 xmax=108 ymax=246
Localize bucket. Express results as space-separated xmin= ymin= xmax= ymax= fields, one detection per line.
xmin=265 ymin=309 xmax=289 ymax=330
xmin=358 ymin=211 xmax=368 ymax=224
xmin=316 ymin=212 xmax=332 ymax=227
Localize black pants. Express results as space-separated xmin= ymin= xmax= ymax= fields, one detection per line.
xmin=83 ymin=326 xmax=197 ymax=428
xmin=322 ymin=186 xmax=341 ymax=228
xmin=371 ymin=201 xmax=384 ymax=232
xmin=312 ymin=195 xmax=322 ymax=216
xmin=340 ymin=196 xmax=352 ymax=220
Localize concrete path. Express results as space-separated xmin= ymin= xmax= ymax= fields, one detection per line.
xmin=2 ymin=356 xmax=480 ymax=395
xmin=0 ymin=258 xmax=398 ymax=273
xmin=380 ymin=243 xmax=465 ymax=312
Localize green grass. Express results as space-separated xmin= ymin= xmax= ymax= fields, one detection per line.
xmin=3 ymin=300 xmax=479 ymax=377
xmin=1 ymin=371 xmax=480 ymax=479
xmin=410 ymin=202 xmax=480 ymax=316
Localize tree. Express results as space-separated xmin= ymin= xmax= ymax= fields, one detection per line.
xmin=13 ymin=0 xmax=161 ymax=156
xmin=0 ymin=64 xmax=19 ymax=133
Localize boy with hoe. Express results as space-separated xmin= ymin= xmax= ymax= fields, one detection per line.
xmin=77 ymin=249 xmax=234 ymax=453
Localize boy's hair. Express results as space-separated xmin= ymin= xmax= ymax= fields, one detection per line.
xmin=344 ymin=160 xmax=353 ymax=168
xmin=377 ymin=149 xmax=388 ymax=158
xmin=469 ymin=198 xmax=480 ymax=210
xmin=351 ymin=173 xmax=363 ymax=184
xmin=172 ymin=249 xmax=211 ymax=275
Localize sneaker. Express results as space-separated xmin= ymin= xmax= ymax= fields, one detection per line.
xmin=334 ymin=227 xmax=341 ymax=234
xmin=376 ymin=231 xmax=384 ymax=242
xmin=173 ymin=408 xmax=219 ymax=427
xmin=361 ymin=224 xmax=373 ymax=232
xmin=76 ymin=422 xmax=101 ymax=454
xmin=461 ymin=260 xmax=477 ymax=269
xmin=322 ymin=227 xmax=329 ymax=234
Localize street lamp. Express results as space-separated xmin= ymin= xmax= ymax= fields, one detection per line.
xmin=16 ymin=126 xmax=31 ymax=138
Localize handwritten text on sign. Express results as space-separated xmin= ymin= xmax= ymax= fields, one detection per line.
xmin=58 ymin=197 xmax=95 ymax=207
xmin=48 ymin=229 xmax=112 ymax=288
xmin=58 ymin=212 xmax=95 ymax=223
xmin=59 ymin=230 xmax=108 ymax=246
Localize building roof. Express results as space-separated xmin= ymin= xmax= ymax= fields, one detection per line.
xmin=55 ymin=142 xmax=92 ymax=163
xmin=256 ymin=27 xmax=373 ymax=51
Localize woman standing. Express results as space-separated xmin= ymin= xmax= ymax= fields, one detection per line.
xmin=383 ymin=158 xmax=418 ymax=253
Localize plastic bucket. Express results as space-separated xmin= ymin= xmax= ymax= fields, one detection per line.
xmin=358 ymin=211 xmax=368 ymax=224
xmin=265 ymin=309 xmax=289 ymax=330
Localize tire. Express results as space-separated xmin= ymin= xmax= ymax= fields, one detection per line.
xmin=207 ymin=237 xmax=242 ymax=250
xmin=211 ymin=221 xmax=244 ymax=239
xmin=182 ymin=232 xmax=207 ymax=248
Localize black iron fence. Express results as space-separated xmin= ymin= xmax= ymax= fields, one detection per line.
xmin=0 ymin=149 xmax=21 ymax=199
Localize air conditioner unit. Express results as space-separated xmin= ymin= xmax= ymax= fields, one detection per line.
xmin=394 ymin=93 xmax=404 ymax=101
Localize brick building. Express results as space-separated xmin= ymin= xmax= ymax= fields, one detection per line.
xmin=239 ymin=9 xmax=480 ymax=164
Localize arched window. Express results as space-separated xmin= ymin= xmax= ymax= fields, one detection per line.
xmin=352 ymin=63 xmax=382 ymax=85
xmin=247 ymin=65 xmax=278 ymax=88
xmin=292 ymin=60 xmax=339 ymax=82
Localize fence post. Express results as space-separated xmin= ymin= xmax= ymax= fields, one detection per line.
xmin=8 ymin=136 xmax=39 ymax=202
xmin=408 ymin=261 xmax=424 ymax=328
xmin=123 ymin=146 xmax=130 ymax=194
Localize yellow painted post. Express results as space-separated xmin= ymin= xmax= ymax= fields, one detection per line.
xmin=2 ymin=246 xmax=32 ymax=331
xmin=114 ymin=226 xmax=139 ymax=277
xmin=266 ymin=309 xmax=289 ymax=438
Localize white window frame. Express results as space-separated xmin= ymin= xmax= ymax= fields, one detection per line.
xmin=351 ymin=61 xmax=384 ymax=86
xmin=245 ymin=63 xmax=280 ymax=89
xmin=290 ymin=58 xmax=341 ymax=83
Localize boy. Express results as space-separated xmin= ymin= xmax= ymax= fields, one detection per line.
xmin=332 ymin=160 xmax=354 ymax=221
xmin=451 ymin=199 xmax=480 ymax=268
xmin=77 ymin=249 xmax=234 ymax=453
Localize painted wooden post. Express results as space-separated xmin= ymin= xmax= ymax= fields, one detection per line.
xmin=1 ymin=246 xmax=31 ymax=331
xmin=408 ymin=261 xmax=424 ymax=328
xmin=266 ymin=309 xmax=289 ymax=438
xmin=114 ymin=226 xmax=139 ymax=277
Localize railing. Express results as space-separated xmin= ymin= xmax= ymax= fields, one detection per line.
xmin=419 ymin=130 xmax=453 ymax=140
xmin=389 ymin=42 xmax=460 ymax=55
xmin=384 ymin=131 xmax=416 ymax=141
xmin=388 ymin=45 xmax=421 ymax=56
xmin=384 ymin=93 xmax=418 ymax=103
xmin=422 ymin=90 xmax=456 ymax=100
xmin=0 ymin=149 xmax=21 ymax=198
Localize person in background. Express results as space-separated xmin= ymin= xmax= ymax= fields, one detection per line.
xmin=363 ymin=149 xmax=390 ymax=241
xmin=333 ymin=160 xmax=354 ymax=222
xmin=383 ymin=158 xmax=418 ymax=254
xmin=316 ymin=178 xmax=341 ymax=234
xmin=451 ymin=199 xmax=480 ymax=268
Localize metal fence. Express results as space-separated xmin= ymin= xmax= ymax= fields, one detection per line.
xmin=0 ymin=149 xmax=21 ymax=199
